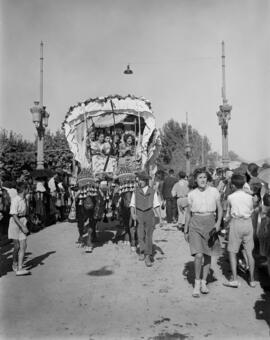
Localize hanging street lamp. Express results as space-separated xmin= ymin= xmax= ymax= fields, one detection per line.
xmin=124 ymin=64 xmax=133 ymax=74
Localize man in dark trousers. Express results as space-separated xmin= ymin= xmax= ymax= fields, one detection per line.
xmin=130 ymin=171 xmax=161 ymax=267
xmin=162 ymin=169 xmax=178 ymax=223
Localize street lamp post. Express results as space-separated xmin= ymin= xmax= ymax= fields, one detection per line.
xmin=30 ymin=102 xmax=49 ymax=169
xmin=30 ymin=41 xmax=49 ymax=170
xmin=185 ymin=112 xmax=191 ymax=176
xmin=216 ymin=41 xmax=232 ymax=169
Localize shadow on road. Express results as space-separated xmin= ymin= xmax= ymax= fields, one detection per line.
xmin=216 ymin=250 xmax=251 ymax=284
xmin=24 ymin=251 xmax=56 ymax=270
xmin=153 ymin=244 xmax=165 ymax=258
xmin=87 ymin=266 xmax=114 ymax=276
xmin=182 ymin=261 xmax=217 ymax=285
xmin=1 ymin=246 xmax=54 ymax=276
xmin=0 ymin=242 xmax=16 ymax=277
xmin=0 ymin=244 xmax=33 ymax=277
xmin=217 ymin=247 xmax=270 ymax=331
xmin=254 ymin=256 xmax=270 ymax=331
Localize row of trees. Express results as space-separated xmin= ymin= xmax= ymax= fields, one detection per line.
xmin=0 ymin=120 xmax=241 ymax=173
xmin=157 ymin=119 xmax=237 ymax=172
xmin=0 ymin=128 xmax=73 ymax=170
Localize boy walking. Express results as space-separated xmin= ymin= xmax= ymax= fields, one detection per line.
xmin=130 ymin=171 xmax=161 ymax=267
xmin=224 ymin=174 xmax=256 ymax=288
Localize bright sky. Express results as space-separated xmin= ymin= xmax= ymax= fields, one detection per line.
xmin=0 ymin=0 xmax=269 ymax=162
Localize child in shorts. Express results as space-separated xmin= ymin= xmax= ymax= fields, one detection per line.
xmin=8 ymin=182 xmax=30 ymax=276
xmin=224 ymin=173 xmax=256 ymax=288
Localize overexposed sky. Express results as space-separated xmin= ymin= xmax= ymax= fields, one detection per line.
xmin=0 ymin=0 xmax=269 ymax=162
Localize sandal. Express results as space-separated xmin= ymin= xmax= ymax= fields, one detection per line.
xmin=16 ymin=269 xmax=30 ymax=276
xmin=85 ymin=246 xmax=93 ymax=253
xmin=192 ymin=280 xmax=201 ymax=298
xmin=200 ymin=280 xmax=209 ymax=294
xmin=223 ymin=280 xmax=241 ymax=288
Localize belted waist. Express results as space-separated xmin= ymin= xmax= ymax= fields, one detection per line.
xmin=136 ymin=207 xmax=153 ymax=212
xmin=192 ymin=211 xmax=215 ymax=216
xmin=231 ymin=216 xmax=251 ymax=220
xmin=176 ymin=195 xmax=188 ymax=199
xmin=17 ymin=214 xmax=26 ymax=218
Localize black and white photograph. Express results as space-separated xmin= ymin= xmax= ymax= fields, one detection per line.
xmin=0 ymin=0 xmax=270 ymax=339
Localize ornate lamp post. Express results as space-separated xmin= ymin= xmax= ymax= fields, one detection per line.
xmin=217 ymin=41 xmax=232 ymax=168
xmin=185 ymin=112 xmax=191 ymax=176
xmin=30 ymin=41 xmax=50 ymax=170
xmin=30 ymin=102 xmax=49 ymax=169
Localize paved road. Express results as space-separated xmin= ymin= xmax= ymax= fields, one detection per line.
xmin=0 ymin=220 xmax=270 ymax=340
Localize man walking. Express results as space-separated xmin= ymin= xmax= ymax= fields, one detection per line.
xmin=130 ymin=171 xmax=161 ymax=267
xmin=162 ymin=169 xmax=178 ymax=223
xmin=171 ymin=171 xmax=189 ymax=230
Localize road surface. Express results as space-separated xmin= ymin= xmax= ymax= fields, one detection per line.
xmin=1 ymin=220 xmax=270 ymax=340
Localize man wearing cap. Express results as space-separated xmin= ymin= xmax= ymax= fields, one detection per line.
xmin=130 ymin=170 xmax=161 ymax=267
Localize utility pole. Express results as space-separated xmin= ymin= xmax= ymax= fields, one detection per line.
xmin=37 ymin=41 xmax=44 ymax=169
xmin=201 ymin=137 xmax=205 ymax=166
xmin=30 ymin=41 xmax=49 ymax=170
xmin=217 ymin=41 xmax=232 ymax=168
xmin=185 ymin=112 xmax=191 ymax=176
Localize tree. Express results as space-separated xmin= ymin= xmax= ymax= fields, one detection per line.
xmin=228 ymin=150 xmax=241 ymax=162
xmin=158 ymin=119 xmax=213 ymax=173
xmin=0 ymin=128 xmax=73 ymax=171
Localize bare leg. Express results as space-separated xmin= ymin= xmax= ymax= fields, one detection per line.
xmin=229 ymin=251 xmax=238 ymax=281
xmin=86 ymin=228 xmax=93 ymax=247
xmin=18 ymin=239 xmax=27 ymax=270
xmin=194 ymin=253 xmax=203 ymax=280
xmin=242 ymin=248 xmax=249 ymax=269
xmin=13 ymin=240 xmax=20 ymax=266
xmin=245 ymin=249 xmax=255 ymax=282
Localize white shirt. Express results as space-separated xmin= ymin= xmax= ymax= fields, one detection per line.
xmin=36 ymin=182 xmax=46 ymax=192
xmin=10 ymin=195 xmax=27 ymax=216
xmin=3 ymin=187 xmax=17 ymax=200
xmin=48 ymin=177 xmax=57 ymax=193
xmin=188 ymin=186 xmax=220 ymax=213
xmin=129 ymin=186 xmax=160 ymax=209
xmin=228 ymin=190 xmax=253 ymax=219
xmin=171 ymin=179 xmax=189 ymax=198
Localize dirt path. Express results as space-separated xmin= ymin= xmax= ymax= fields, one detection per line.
xmin=1 ymin=221 xmax=270 ymax=340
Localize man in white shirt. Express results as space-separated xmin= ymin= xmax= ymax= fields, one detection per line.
xmin=171 ymin=171 xmax=189 ymax=230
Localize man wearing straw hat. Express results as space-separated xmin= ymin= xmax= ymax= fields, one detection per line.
xmin=130 ymin=170 xmax=161 ymax=267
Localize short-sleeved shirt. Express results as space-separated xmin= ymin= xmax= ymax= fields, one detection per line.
xmin=48 ymin=177 xmax=57 ymax=194
xmin=129 ymin=186 xmax=160 ymax=209
xmin=228 ymin=190 xmax=253 ymax=219
xmin=171 ymin=179 xmax=189 ymax=198
xmin=188 ymin=186 xmax=220 ymax=213
xmin=10 ymin=195 xmax=27 ymax=216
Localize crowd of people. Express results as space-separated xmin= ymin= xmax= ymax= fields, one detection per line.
xmin=0 ymin=164 xmax=73 ymax=240
xmin=1 ymin=158 xmax=270 ymax=294
xmin=154 ymin=163 xmax=270 ymax=296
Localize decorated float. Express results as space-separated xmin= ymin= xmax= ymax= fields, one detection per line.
xmin=63 ymin=94 xmax=161 ymax=196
